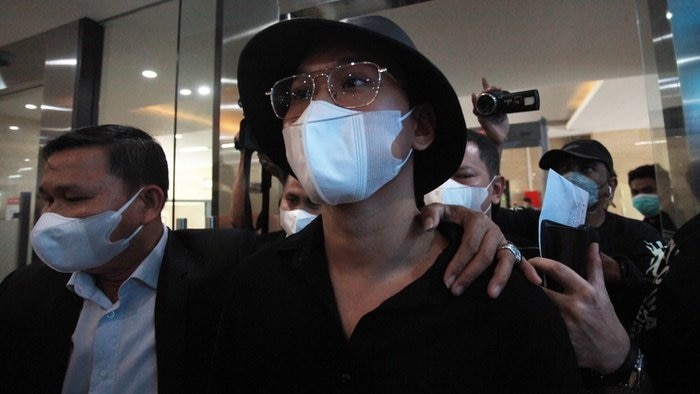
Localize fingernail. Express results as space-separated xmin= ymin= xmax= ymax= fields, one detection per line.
xmin=491 ymin=285 xmax=501 ymax=297
xmin=452 ymin=285 xmax=464 ymax=296
xmin=445 ymin=275 xmax=456 ymax=288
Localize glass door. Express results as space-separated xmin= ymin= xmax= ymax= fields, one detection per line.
xmin=0 ymin=86 xmax=43 ymax=279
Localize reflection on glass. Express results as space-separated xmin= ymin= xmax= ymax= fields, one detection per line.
xmin=0 ymin=86 xmax=43 ymax=279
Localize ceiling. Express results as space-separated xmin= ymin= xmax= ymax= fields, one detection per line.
xmin=0 ymin=0 xmax=654 ymax=139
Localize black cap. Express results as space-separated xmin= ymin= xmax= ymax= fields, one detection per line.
xmin=539 ymin=139 xmax=615 ymax=175
xmin=236 ymin=16 xmax=467 ymax=198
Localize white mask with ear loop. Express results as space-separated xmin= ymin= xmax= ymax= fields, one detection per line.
xmin=279 ymin=208 xmax=318 ymax=236
xmin=424 ymin=177 xmax=497 ymax=214
xmin=30 ymin=187 xmax=145 ymax=273
xmin=283 ymin=100 xmax=414 ymax=206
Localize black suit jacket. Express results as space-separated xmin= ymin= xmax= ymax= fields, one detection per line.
xmin=0 ymin=228 xmax=255 ymax=393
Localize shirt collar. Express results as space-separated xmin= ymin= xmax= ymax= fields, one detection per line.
xmin=67 ymin=223 xmax=169 ymax=301
xmin=281 ymin=217 xmax=462 ymax=309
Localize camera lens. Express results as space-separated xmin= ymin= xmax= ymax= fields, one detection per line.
xmin=475 ymin=93 xmax=498 ymax=116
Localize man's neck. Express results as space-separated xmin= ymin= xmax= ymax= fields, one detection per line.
xmin=321 ymin=186 xmax=441 ymax=271
xmin=92 ymin=222 xmax=164 ymax=303
xmin=322 ymin=195 xmax=447 ymax=338
xmin=585 ymin=206 xmax=607 ymax=227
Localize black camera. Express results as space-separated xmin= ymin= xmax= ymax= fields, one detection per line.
xmin=474 ymin=89 xmax=540 ymax=117
xmin=235 ymin=117 xmax=261 ymax=152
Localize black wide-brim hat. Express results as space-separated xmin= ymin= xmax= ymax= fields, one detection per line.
xmin=237 ymin=16 xmax=467 ymax=199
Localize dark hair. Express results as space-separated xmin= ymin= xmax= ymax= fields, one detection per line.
xmin=466 ymin=129 xmax=500 ymax=178
xmin=628 ymin=164 xmax=670 ymax=187
xmin=42 ymin=124 xmax=169 ymax=199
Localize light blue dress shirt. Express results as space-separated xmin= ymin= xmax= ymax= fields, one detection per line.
xmin=62 ymin=224 xmax=168 ymax=394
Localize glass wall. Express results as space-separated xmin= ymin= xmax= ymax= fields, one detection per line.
xmin=99 ymin=0 xmax=219 ymax=229
xmin=8 ymin=0 xmax=692 ymax=238
xmin=637 ymin=0 xmax=700 ymax=229
xmin=218 ymin=1 xmax=281 ymax=232
xmin=95 ymin=0 xmax=698 ymax=236
xmin=0 ymin=87 xmax=42 ymax=279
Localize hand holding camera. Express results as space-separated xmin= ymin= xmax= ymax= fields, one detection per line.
xmin=471 ymin=78 xmax=540 ymax=117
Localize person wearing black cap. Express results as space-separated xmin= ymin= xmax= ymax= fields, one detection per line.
xmin=496 ymin=139 xmax=663 ymax=327
xmin=538 ymin=139 xmax=665 ymax=330
xmin=209 ymin=15 xmax=581 ymax=392
xmin=533 ymin=159 xmax=700 ymax=392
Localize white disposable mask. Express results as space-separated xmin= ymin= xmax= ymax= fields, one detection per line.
xmin=424 ymin=177 xmax=496 ymax=214
xmin=30 ymin=188 xmax=145 ymax=273
xmin=283 ymin=100 xmax=413 ymax=206
xmin=279 ymin=208 xmax=318 ymax=236
xmin=562 ymin=171 xmax=608 ymax=208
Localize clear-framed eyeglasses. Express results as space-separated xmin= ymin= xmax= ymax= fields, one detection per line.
xmin=266 ymin=61 xmax=388 ymax=120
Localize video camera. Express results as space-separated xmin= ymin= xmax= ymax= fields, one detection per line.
xmin=474 ymin=89 xmax=540 ymax=117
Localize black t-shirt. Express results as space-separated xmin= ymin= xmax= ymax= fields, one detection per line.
xmin=210 ymin=219 xmax=582 ymax=393
xmin=643 ymin=210 xmax=677 ymax=243
xmin=637 ymin=213 xmax=700 ymax=392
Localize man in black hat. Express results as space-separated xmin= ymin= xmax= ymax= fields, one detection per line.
xmin=209 ymin=15 xmax=581 ymax=392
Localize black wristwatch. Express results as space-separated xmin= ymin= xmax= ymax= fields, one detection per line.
xmin=599 ymin=341 xmax=645 ymax=389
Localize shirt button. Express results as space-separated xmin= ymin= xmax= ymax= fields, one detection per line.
xmin=106 ymin=311 xmax=115 ymax=319
xmin=340 ymin=373 xmax=351 ymax=384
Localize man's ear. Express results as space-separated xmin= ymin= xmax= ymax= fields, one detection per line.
xmin=411 ymin=103 xmax=436 ymax=151
xmin=139 ymin=185 xmax=166 ymax=224
xmin=490 ymin=175 xmax=506 ymax=204
xmin=607 ymin=176 xmax=618 ymax=197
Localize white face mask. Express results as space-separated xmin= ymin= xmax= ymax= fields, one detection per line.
xmin=424 ymin=177 xmax=496 ymax=214
xmin=283 ymin=100 xmax=413 ymax=206
xmin=30 ymin=188 xmax=145 ymax=273
xmin=279 ymin=208 xmax=318 ymax=236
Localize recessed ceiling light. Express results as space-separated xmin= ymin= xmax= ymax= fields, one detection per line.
xmin=8 ymin=174 xmax=21 ymax=179
xmin=198 ymin=86 xmax=211 ymax=95
xmin=142 ymin=70 xmax=158 ymax=78
xmin=25 ymin=104 xmax=37 ymax=110
xmin=24 ymin=158 xmax=30 ymax=162
xmin=180 ymin=88 xmax=192 ymax=96
xmin=666 ymin=11 xmax=673 ymax=20
xmin=45 ymin=58 xmax=77 ymax=66
xmin=9 ymin=126 xmax=19 ymax=130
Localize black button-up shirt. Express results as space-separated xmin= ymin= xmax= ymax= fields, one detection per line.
xmin=210 ymin=218 xmax=582 ymax=393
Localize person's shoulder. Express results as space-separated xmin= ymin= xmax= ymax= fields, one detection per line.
xmin=606 ymin=211 xmax=662 ymax=241
xmin=491 ymin=268 xmax=552 ymax=309
xmin=173 ymin=227 xmax=256 ymax=250
xmin=1 ymin=260 xmax=69 ymax=295
xmin=236 ymin=229 xmax=305 ymax=273
xmin=460 ymin=263 xmax=557 ymax=317
xmin=493 ymin=205 xmax=540 ymax=222
xmin=169 ymin=228 xmax=256 ymax=263
xmin=252 ymin=230 xmax=286 ymax=251
xmin=234 ymin=222 xmax=324 ymax=288
xmin=0 ymin=260 xmax=79 ymax=315
xmin=673 ymin=213 xmax=700 ymax=245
